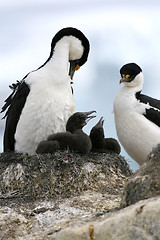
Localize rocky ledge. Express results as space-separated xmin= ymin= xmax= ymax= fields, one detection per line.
xmin=0 ymin=145 xmax=160 ymax=239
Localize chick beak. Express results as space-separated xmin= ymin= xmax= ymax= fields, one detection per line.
xmin=97 ymin=117 xmax=105 ymax=126
xmin=84 ymin=110 xmax=97 ymax=124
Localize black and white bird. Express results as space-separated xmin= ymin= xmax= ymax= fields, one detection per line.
xmin=113 ymin=62 xmax=160 ymax=165
xmin=1 ymin=27 xmax=90 ymax=154
xmin=36 ymin=111 xmax=96 ymax=154
xmin=90 ymin=117 xmax=121 ymax=154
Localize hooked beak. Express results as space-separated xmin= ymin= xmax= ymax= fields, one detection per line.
xmin=119 ymin=75 xmax=134 ymax=84
xmin=119 ymin=77 xmax=131 ymax=84
xmin=83 ymin=110 xmax=96 ymax=125
xmin=69 ymin=61 xmax=80 ymax=80
xmin=92 ymin=117 xmax=104 ymax=130
xmin=97 ymin=117 xmax=104 ymax=126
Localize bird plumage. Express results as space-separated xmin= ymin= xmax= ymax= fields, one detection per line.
xmin=113 ymin=62 xmax=160 ymax=165
xmin=36 ymin=111 xmax=96 ymax=154
xmin=90 ymin=117 xmax=121 ymax=154
xmin=1 ymin=81 xmax=30 ymax=152
xmin=1 ymin=27 xmax=90 ymax=154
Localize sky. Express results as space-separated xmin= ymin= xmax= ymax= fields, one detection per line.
xmin=1 ymin=0 xmax=160 ymax=171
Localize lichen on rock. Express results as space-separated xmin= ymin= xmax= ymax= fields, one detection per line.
xmin=121 ymin=144 xmax=160 ymax=207
xmin=0 ymin=146 xmax=160 ymax=239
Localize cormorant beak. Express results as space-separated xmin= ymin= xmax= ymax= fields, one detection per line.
xmin=69 ymin=60 xmax=80 ymax=80
xmin=91 ymin=117 xmax=104 ymax=130
xmin=119 ymin=78 xmax=130 ymax=84
xmin=120 ymin=78 xmax=126 ymax=84
xmin=97 ymin=117 xmax=104 ymax=126
xmin=119 ymin=74 xmax=133 ymax=84
xmin=84 ymin=110 xmax=96 ymax=124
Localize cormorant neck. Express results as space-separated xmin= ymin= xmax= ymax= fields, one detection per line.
xmin=66 ymin=124 xmax=81 ymax=133
xmin=38 ymin=39 xmax=70 ymax=80
xmin=48 ymin=41 xmax=70 ymax=74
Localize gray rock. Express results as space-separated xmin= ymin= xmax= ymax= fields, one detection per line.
xmin=0 ymin=147 xmax=160 ymax=240
xmin=56 ymin=196 xmax=160 ymax=240
xmin=0 ymin=150 xmax=130 ymax=239
xmin=0 ymin=195 xmax=159 ymax=239
xmin=121 ymin=144 xmax=160 ymax=207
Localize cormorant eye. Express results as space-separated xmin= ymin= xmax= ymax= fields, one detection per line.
xmin=121 ymin=74 xmax=130 ymax=78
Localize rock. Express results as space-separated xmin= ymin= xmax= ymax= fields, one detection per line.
xmin=0 ymin=151 xmax=131 ymax=239
xmin=121 ymin=144 xmax=160 ymax=207
xmin=56 ymin=196 xmax=160 ymax=240
xmin=0 ymin=196 xmax=160 ymax=239
xmin=0 ymin=147 xmax=160 ymax=239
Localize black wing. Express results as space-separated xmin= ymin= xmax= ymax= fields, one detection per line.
xmin=1 ymin=81 xmax=30 ymax=151
xmin=136 ymin=91 xmax=160 ymax=127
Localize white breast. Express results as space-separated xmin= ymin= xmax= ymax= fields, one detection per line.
xmin=15 ymin=72 xmax=75 ymax=155
xmin=113 ymin=86 xmax=160 ymax=165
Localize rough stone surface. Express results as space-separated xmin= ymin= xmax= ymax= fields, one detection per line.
xmin=0 ymin=147 xmax=160 ymax=239
xmin=121 ymin=144 xmax=160 ymax=207
xmin=0 ymin=151 xmax=131 ymax=239
xmin=56 ymin=196 xmax=160 ymax=240
xmin=0 ymin=196 xmax=159 ymax=240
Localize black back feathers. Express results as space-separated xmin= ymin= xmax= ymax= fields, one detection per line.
xmin=136 ymin=91 xmax=160 ymax=128
xmin=1 ymin=81 xmax=30 ymax=151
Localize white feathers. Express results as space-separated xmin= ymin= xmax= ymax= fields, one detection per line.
xmin=113 ymin=72 xmax=160 ymax=165
xmin=122 ymin=72 xmax=144 ymax=88
xmin=15 ymin=35 xmax=84 ymax=155
xmin=54 ymin=36 xmax=84 ymax=62
xmin=15 ymin=77 xmax=74 ymax=154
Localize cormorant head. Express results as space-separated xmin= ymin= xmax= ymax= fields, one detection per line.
xmin=66 ymin=111 xmax=96 ymax=133
xmin=51 ymin=27 xmax=90 ymax=80
xmin=89 ymin=117 xmax=105 ymax=148
xmin=119 ymin=63 xmax=143 ymax=88
xmin=90 ymin=117 xmax=105 ymax=138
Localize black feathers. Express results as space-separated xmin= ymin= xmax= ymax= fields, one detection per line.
xmin=90 ymin=117 xmax=105 ymax=150
xmin=36 ymin=111 xmax=96 ymax=154
xmin=136 ymin=91 xmax=160 ymax=110
xmin=38 ymin=27 xmax=90 ymax=70
xmin=90 ymin=117 xmax=121 ymax=154
xmin=1 ymin=27 xmax=90 ymax=154
xmin=136 ymin=91 xmax=160 ymax=127
xmin=1 ymin=81 xmax=30 ymax=151
xmin=51 ymin=27 xmax=90 ymax=66
xmin=36 ymin=113 xmax=121 ymax=155
xmin=145 ymin=108 xmax=160 ymax=127
xmin=120 ymin=63 xmax=142 ymax=78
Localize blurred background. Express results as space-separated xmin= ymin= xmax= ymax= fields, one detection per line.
xmin=1 ymin=0 xmax=160 ymax=171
